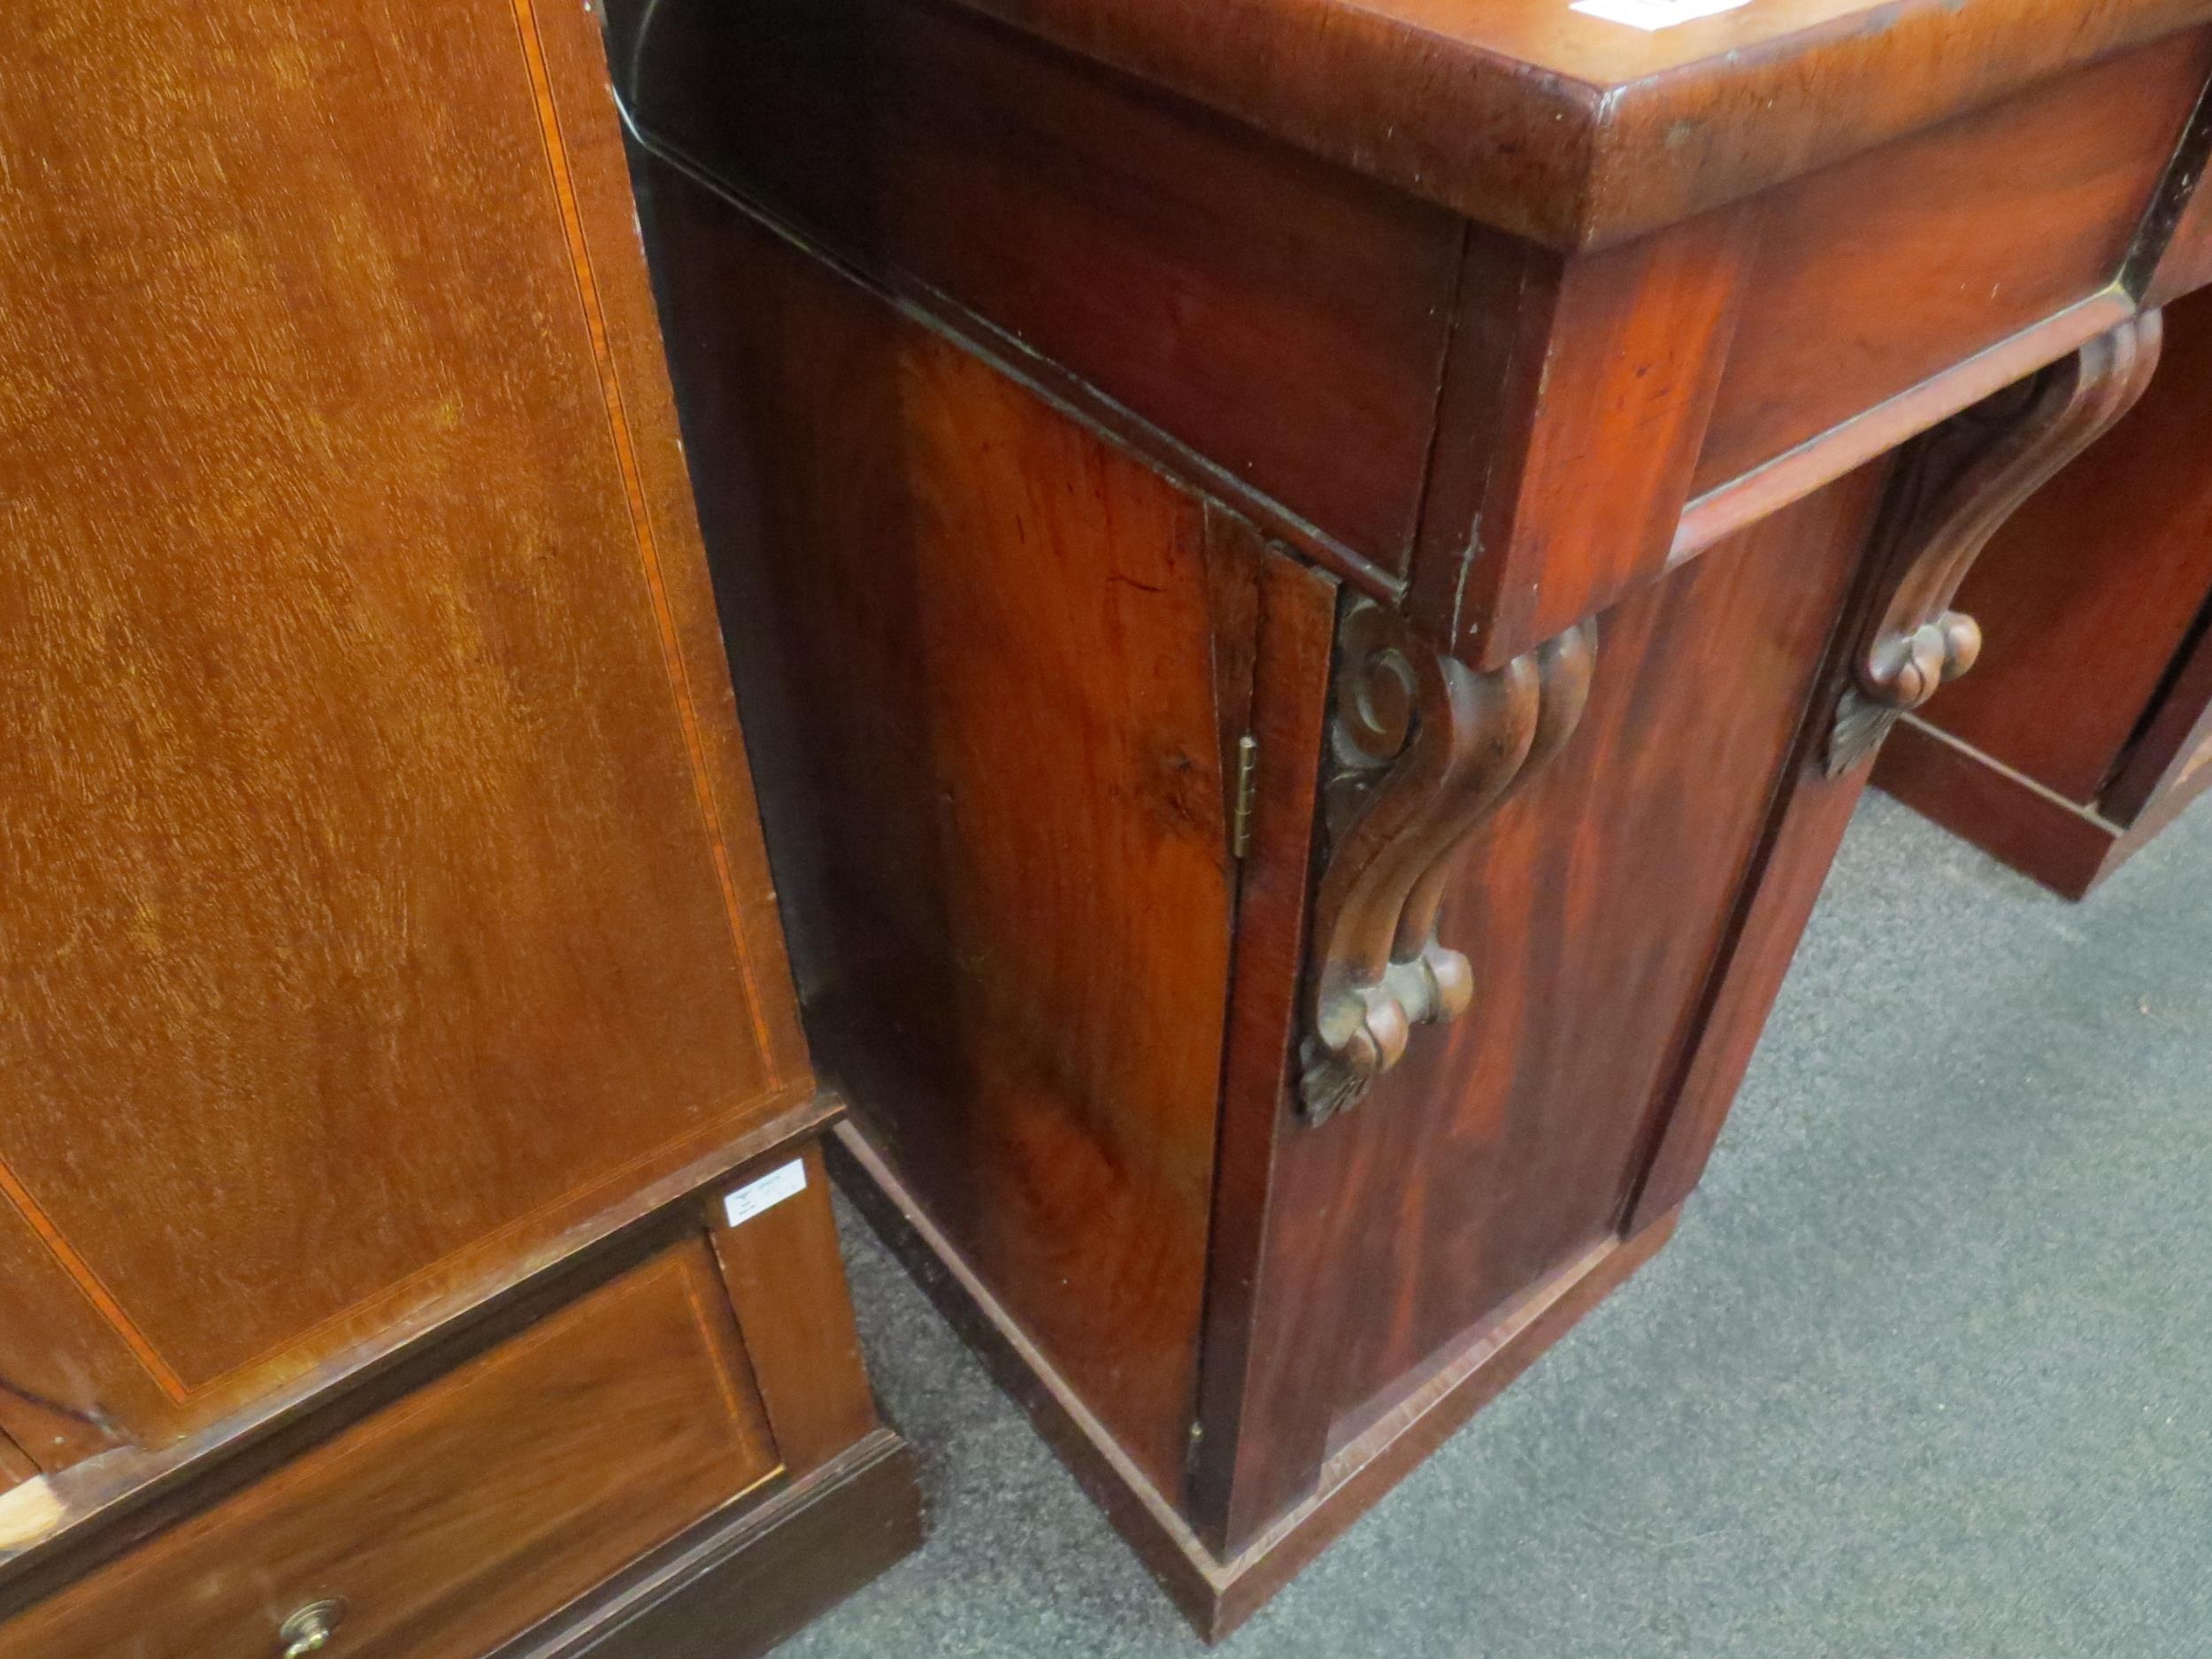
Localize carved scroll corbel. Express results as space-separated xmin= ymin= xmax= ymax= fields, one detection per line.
xmin=1299 ymin=602 xmax=1597 ymax=1123
xmin=1826 ymin=311 xmax=2164 ymax=774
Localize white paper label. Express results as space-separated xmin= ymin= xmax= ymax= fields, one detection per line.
xmin=722 ymin=1158 xmax=808 ymax=1226
xmin=1571 ymin=0 xmax=1749 ymax=29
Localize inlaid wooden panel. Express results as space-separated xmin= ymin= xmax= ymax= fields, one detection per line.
xmin=0 ymin=0 xmax=807 ymax=1438
xmin=643 ymin=167 xmax=1243 ymax=1498
xmin=0 ymin=1239 xmax=780 ymax=1659
xmin=0 ymin=1208 xmax=148 ymax=1471
xmin=1694 ymin=36 xmax=2208 ymax=495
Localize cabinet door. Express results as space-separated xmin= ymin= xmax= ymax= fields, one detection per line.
xmin=637 ymin=163 xmax=1301 ymax=1499
xmin=0 ymin=0 xmax=809 ymax=1455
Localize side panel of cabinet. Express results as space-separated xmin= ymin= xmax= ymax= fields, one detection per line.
xmin=709 ymin=1142 xmax=882 ymax=1481
xmin=1218 ymin=467 xmax=1892 ymax=1534
xmin=0 ymin=0 xmax=809 ymax=1445
xmin=641 ymin=165 xmax=1248 ymax=1500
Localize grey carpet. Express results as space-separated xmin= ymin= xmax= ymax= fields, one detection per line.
xmin=780 ymin=789 xmax=2212 ymax=1658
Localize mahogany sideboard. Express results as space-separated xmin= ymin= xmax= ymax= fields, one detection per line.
xmin=0 ymin=1 xmax=917 ymax=1655
xmin=1878 ymin=283 xmax=2212 ymax=896
xmin=611 ymin=0 xmax=2212 ymax=1638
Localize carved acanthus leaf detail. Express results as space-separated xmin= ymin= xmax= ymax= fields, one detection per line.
xmin=1826 ymin=311 xmax=2164 ymax=775
xmin=1299 ymin=603 xmax=1597 ymax=1124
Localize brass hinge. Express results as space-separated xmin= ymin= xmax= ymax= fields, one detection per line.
xmin=1230 ymin=733 xmax=1259 ymax=859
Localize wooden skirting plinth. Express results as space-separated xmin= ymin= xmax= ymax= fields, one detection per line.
xmin=503 ymin=1427 xmax=923 ymax=1659
xmin=829 ymin=1120 xmax=1676 ymax=1643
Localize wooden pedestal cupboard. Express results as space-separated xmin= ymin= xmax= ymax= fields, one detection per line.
xmin=0 ymin=1 xmax=917 ymax=1655
xmin=615 ymin=0 xmax=2212 ymax=1639
xmin=1878 ymin=283 xmax=2212 ymax=895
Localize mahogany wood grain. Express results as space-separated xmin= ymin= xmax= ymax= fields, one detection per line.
xmin=614 ymin=0 xmax=1461 ymax=571
xmin=1630 ymin=473 xmax=1900 ymax=1229
xmin=1675 ymin=292 xmax=2140 ymax=562
xmin=930 ymin=0 xmax=2212 ymax=250
xmin=2150 ymin=188 xmax=2212 ymax=307
xmin=1824 ymin=313 xmax=2165 ymax=773
xmin=836 ymin=1113 xmax=1680 ymax=1642
xmin=1875 ymin=286 xmax=2212 ymax=891
xmin=0 ymin=1378 xmax=117 ymax=1484
xmin=1694 ymin=38 xmax=2209 ymax=495
xmin=710 ymin=1143 xmax=880 ymax=1479
xmin=1217 ymin=466 xmax=1889 ymax=1545
xmin=623 ymin=0 xmax=2212 ymax=1631
xmin=0 ymin=1444 xmax=31 ymax=1494
xmin=1634 ymin=749 xmax=1872 ymax=1231
xmin=0 ymin=1240 xmax=781 ymax=1659
xmin=1632 ymin=323 xmax=2118 ymax=1212
xmin=2105 ymin=616 xmax=2212 ymax=826
xmin=0 ymin=1203 xmax=142 ymax=1467
xmin=622 ymin=0 xmax=2212 ymax=682
xmin=1423 ymin=211 xmax=1753 ymax=669
xmin=1896 ymin=288 xmax=2212 ymax=803
xmin=1874 ymin=618 xmax=2212 ymax=902
xmin=1196 ymin=1205 xmax=1681 ymax=1640
xmin=1872 ymin=718 xmax=2122 ymax=901
xmin=0 ymin=0 xmax=809 ymax=1448
xmin=826 ymin=1119 xmax=1229 ymax=1620
xmin=1187 ymin=549 xmax=1339 ymax=1557
xmin=645 ymin=165 xmax=1246 ymax=1498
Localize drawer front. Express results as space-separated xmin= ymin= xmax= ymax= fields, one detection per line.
xmin=1693 ymin=34 xmax=2209 ymax=496
xmin=2 ymin=1238 xmax=780 ymax=1659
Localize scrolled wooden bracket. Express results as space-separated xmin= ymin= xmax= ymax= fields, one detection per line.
xmin=1826 ymin=311 xmax=2165 ymax=775
xmin=1298 ymin=601 xmax=1597 ymax=1124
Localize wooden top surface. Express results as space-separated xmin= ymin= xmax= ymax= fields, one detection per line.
xmin=947 ymin=0 xmax=2212 ymax=246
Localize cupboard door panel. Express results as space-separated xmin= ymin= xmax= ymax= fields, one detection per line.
xmin=0 ymin=0 xmax=807 ymax=1436
xmin=645 ymin=165 xmax=1240 ymax=1498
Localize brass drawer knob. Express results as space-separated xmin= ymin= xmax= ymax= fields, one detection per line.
xmin=278 ymin=1599 xmax=346 ymax=1657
